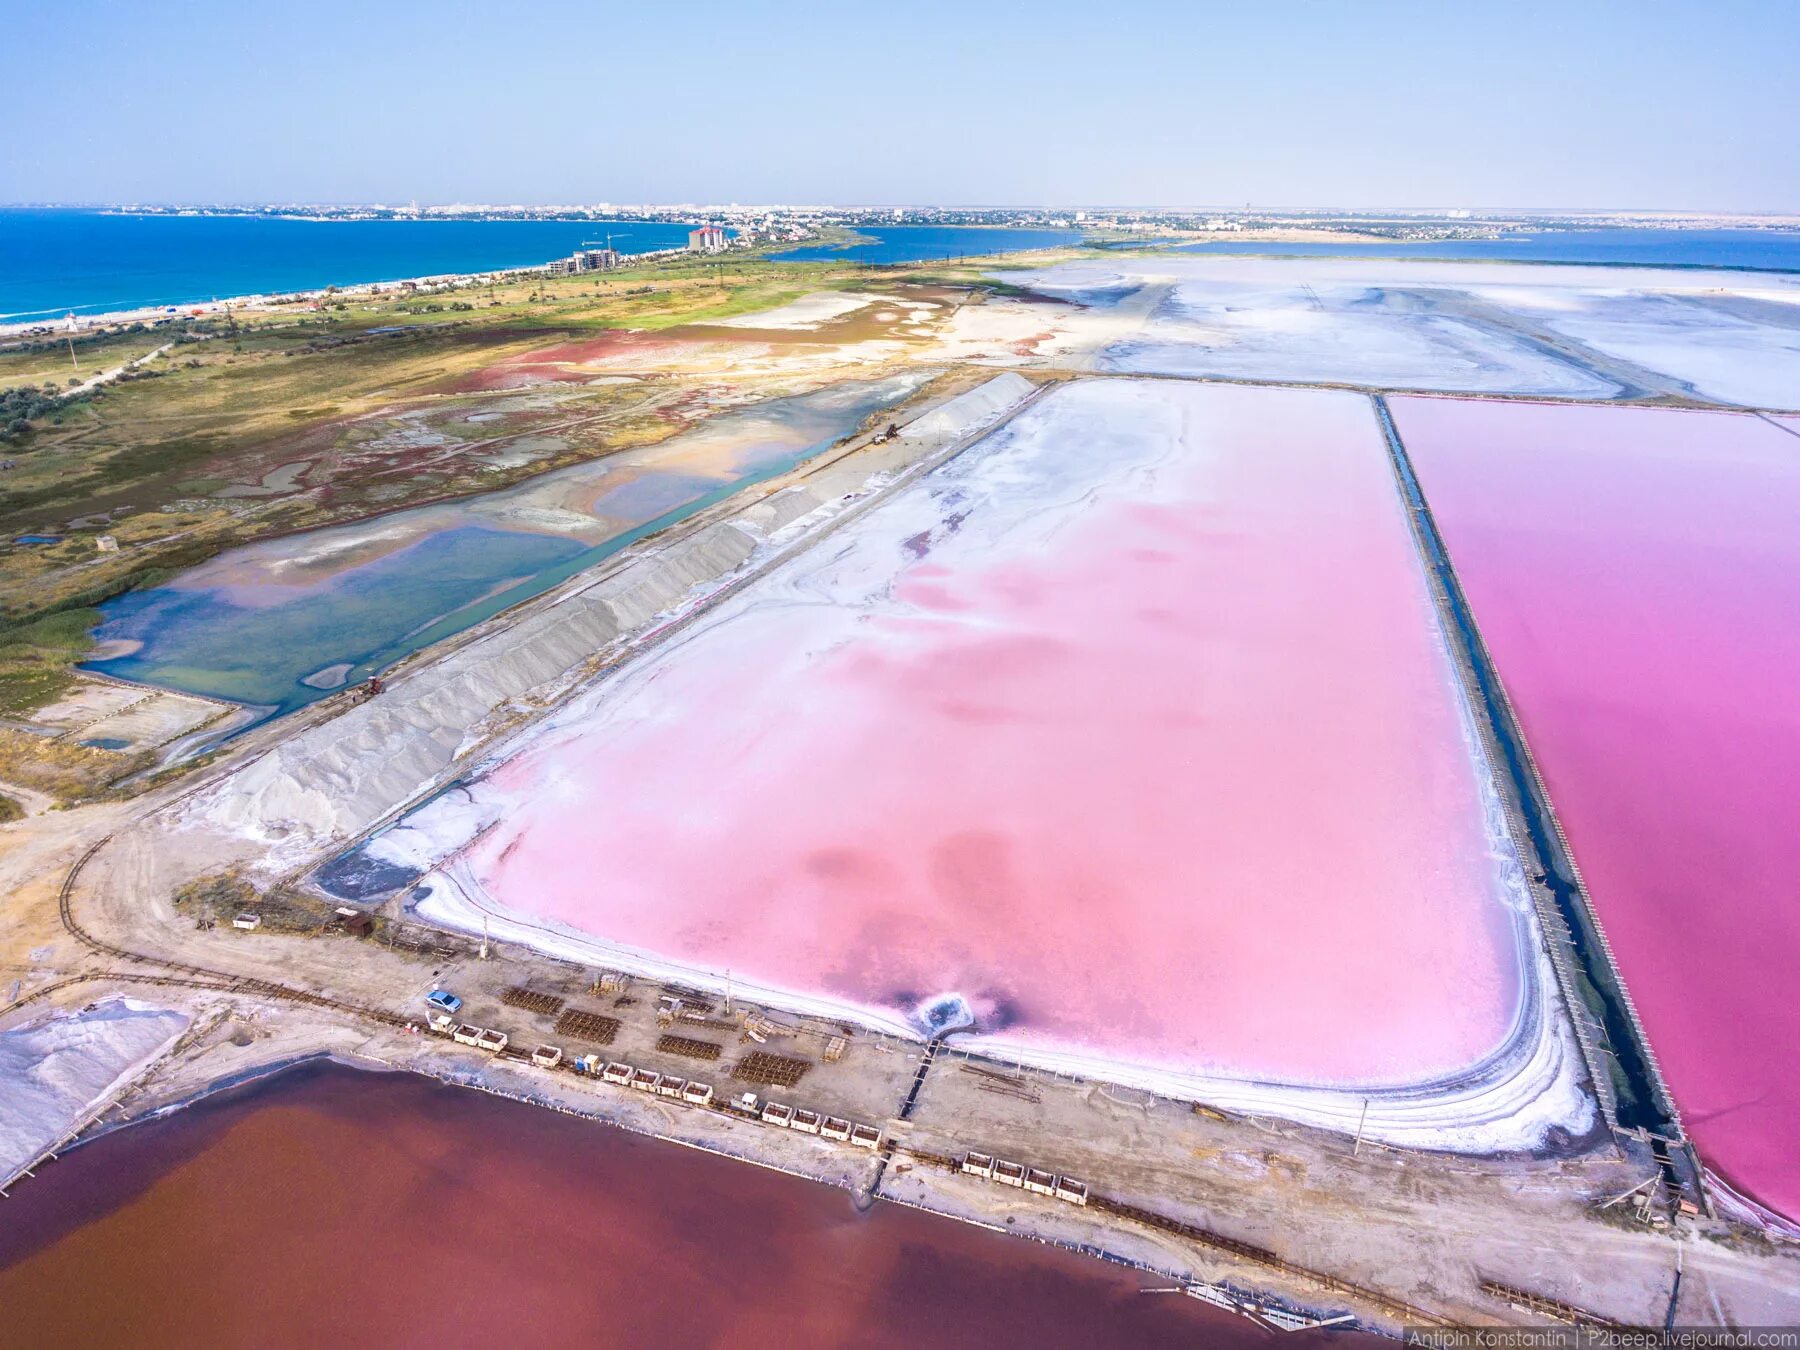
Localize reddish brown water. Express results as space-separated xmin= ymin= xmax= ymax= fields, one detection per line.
xmin=0 ymin=1064 xmax=1365 ymax=1348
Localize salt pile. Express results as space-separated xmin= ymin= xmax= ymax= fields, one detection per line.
xmin=0 ymin=998 xmax=189 ymax=1183
xmin=900 ymin=372 xmax=1035 ymax=441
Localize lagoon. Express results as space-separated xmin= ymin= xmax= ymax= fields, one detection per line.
xmin=86 ymin=376 xmax=921 ymax=718
xmin=770 ymin=224 xmax=1085 ymax=265
xmin=1177 ymin=227 xmax=1800 ymax=272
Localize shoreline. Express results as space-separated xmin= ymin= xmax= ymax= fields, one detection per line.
xmin=0 ymin=251 xmax=687 ymax=336
xmin=18 ymin=1029 xmax=1456 ymax=1335
xmin=34 ymin=1049 xmax=1332 ymax=1335
xmin=0 ymin=218 xmax=1080 ymax=335
xmin=12 ymin=219 xmax=1800 ymax=337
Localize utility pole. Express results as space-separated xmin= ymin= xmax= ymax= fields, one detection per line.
xmin=1352 ymin=1098 xmax=1370 ymax=1156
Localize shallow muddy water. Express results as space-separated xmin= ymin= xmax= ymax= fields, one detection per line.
xmin=0 ymin=1063 xmax=1336 ymax=1348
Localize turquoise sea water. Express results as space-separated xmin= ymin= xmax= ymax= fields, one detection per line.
xmin=770 ymin=224 xmax=1085 ymax=264
xmin=0 ymin=209 xmax=700 ymax=321
xmin=1176 ymin=227 xmax=1800 ymax=271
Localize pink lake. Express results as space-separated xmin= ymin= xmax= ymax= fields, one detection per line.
xmin=1393 ymin=396 xmax=1800 ymax=1221
xmin=449 ymin=380 xmax=1525 ymax=1086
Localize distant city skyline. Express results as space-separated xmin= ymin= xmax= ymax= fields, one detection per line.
xmin=6 ymin=0 xmax=1798 ymax=213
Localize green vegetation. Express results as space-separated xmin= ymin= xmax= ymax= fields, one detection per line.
xmin=0 ymin=382 xmax=86 ymax=441
xmin=0 ymin=791 xmax=22 ymax=823
xmin=0 ymin=244 xmax=1091 ymax=721
xmin=0 ymin=725 xmax=145 ymax=800
xmin=0 ymin=321 xmax=170 ymax=388
xmin=0 ymin=606 xmax=100 ymax=713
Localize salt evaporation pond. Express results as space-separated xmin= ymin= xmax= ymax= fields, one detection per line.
xmin=400 ymin=380 xmax=1530 ymax=1089
xmin=86 ymin=376 xmax=922 ymax=716
xmin=1392 ymin=396 xmax=1800 ymax=1222
xmin=1000 ymin=256 xmax=1800 ymax=408
xmin=0 ymin=1064 xmax=1297 ymax=1348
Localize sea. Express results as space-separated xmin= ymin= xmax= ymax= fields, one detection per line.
xmin=0 ymin=209 xmax=700 ymax=322
xmin=1176 ymin=227 xmax=1800 ymax=271
xmin=9 ymin=213 xmax=1799 ymax=324
xmin=767 ymin=224 xmax=1086 ymax=264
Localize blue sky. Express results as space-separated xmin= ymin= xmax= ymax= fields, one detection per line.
xmin=6 ymin=0 xmax=1797 ymax=211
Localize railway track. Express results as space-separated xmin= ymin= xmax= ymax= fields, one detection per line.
xmin=51 ymin=833 xmax=411 ymax=1031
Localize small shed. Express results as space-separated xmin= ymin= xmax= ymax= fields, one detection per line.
xmin=333 ymin=908 xmax=375 ymax=938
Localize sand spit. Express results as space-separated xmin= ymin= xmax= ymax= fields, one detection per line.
xmin=0 ymin=998 xmax=190 ymax=1186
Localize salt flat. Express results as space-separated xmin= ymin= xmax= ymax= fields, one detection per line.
xmin=707 ymin=291 xmax=882 ymax=330
xmin=385 ymin=378 xmax=1586 ymax=1148
xmin=998 ymin=256 xmax=1800 ymax=405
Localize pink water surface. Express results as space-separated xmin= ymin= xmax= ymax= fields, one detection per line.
xmin=464 ymin=381 xmax=1522 ymax=1085
xmin=1394 ymin=396 xmax=1800 ymax=1220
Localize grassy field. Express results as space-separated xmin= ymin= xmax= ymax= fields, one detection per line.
xmin=0 ymin=325 xmax=175 ymax=388
xmin=0 ymin=606 xmax=100 ymax=713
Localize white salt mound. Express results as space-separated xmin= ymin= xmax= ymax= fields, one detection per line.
xmin=0 ymin=997 xmax=189 ymax=1182
xmin=902 ymin=372 xmax=1035 ymax=441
